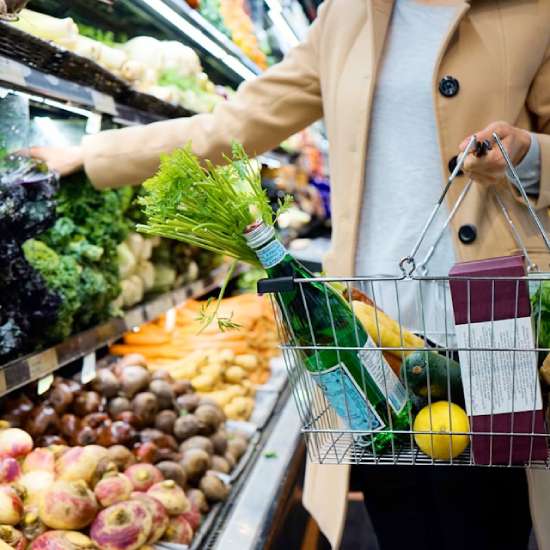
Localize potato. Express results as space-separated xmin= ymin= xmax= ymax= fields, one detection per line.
xmin=224 ymin=366 xmax=245 ymax=384
xmin=210 ymin=456 xmax=230 ymax=474
xmin=181 ymin=449 xmax=211 ymax=480
xmin=119 ymin=365 xmax=151 ymax=398
xmin=234 ymin=354 xmax=258 ymax=370
xmin=132 ymin=392 xmax=158 ymax=426
xmin=191 ymin=374 xmax=216 ymax=392
xmin=91 ymin=369 xmax=120 ymax=398
xmin=176 ymin=394 xmax=201 ymax=414
xmin=199 ymin=474 xmax=229 ymax=502
xmin=156 ymin=460 xmax=187 ymax=488
xmin=149 ymin=379 xmax=175 ymax=410
xmin=155 ymin=410 xmax=177 ymax=434
xmin=227 ymin=437 xmax=248 ymax=460
xmin=210 ymin=431 xmax=228 ymax=456
xmin=194 ymin=405 xmax=223 ymax=435
xmin=173 ymin=415 xmax=201 ymax=441
xmin=200 ymin=363 xmax=223 ymax=379
xmin=179 ymin=436 xmax=214 ymax=455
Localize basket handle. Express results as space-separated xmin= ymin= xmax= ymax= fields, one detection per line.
xmin=399 ymin=133 xmax=550 ymax=277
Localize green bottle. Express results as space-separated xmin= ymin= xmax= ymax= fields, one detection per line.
xmin=244 ymin=221 xmax=410 ymax=453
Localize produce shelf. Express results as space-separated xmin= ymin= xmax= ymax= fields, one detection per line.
xmin=0 ymin=262 xmax=246 ymax=399
xmin=0 ymin=27 xmax=194 ymax=124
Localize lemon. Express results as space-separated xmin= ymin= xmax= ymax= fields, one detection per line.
xmin=413 ymin=401 xmax=470 ymax=460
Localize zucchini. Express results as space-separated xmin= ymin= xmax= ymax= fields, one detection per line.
xmin=401 ymin=350 xmax=464 ymax=407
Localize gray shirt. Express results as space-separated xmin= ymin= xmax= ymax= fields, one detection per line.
xmin=354 ymin=0 xmax=540 ymax=339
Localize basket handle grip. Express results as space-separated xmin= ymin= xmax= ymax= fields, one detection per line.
xmin=400 ymin=133 xmax=550 ymax=277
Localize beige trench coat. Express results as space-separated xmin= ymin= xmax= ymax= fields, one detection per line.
xmin=83 ymin=0 xmax=550 ymax=547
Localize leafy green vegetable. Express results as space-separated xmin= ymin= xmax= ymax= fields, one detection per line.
xmin=23 ymin=240 xmax=81 ymax=341
xmin=37 ymin=174 xmax=128 ymax=333
xmin=138 ymin=143 xmax=289 ymax=266
xmin=531 ymin=281 xmax=550 ymax=349
xmin=77 ymin=24 xmax=127 ymax=47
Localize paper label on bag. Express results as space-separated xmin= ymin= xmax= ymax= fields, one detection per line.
xmin=455 ymin=317 xmax=542 ymax=416
xmin=359 ymin=338 xmax=407 ymax=414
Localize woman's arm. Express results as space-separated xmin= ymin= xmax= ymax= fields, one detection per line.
xmin=32 ymin=4 xmax=328 ymax=189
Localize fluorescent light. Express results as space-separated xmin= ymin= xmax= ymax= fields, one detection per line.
xmin=140 ymin=0 xmax=256 ymax=80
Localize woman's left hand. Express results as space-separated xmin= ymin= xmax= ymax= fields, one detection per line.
xmin=459 ymin=121 xmax=531 ymax=184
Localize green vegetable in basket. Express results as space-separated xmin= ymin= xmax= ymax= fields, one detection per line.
xmin=531 ymin=281 xmax=550 ymax=350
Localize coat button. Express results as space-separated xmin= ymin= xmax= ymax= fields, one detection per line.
xmin=439 ymin=75 xmax=460 ymax=97
xmin=458 ymin=224 xmax=477 ymax=244
xmin=448 ymin=155 xmax=464 ymax=177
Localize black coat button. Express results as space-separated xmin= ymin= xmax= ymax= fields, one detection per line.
xmin=458 ymin=224 xmax=477 ymax=244
xmin=448 ymin=155 xmax=464 ymax=177
xmin=439 ymin=75 xmax=460 ymax=97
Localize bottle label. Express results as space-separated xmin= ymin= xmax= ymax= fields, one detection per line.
xmin=256 ymin=240 xmax=287 ymax=269
xmin=310 ymin=363 xmax=385 ymax=432
xmin=358 ymin=337 xmax=407 ymax=414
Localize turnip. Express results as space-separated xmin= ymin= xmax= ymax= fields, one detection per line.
xmin=0 ymin=458 xmax=21 ymax=483
xmin=39 ymin=480 xmax=98 ymax=530
xmin=21 ymin=508 xmax=47 ymax=542
xmin=163 ymin=514 xmax=193 ymax=545
xmin=90 ymin=501 xmax=152 ymax=550
xmin=94 ymin=473 xmax=132 ymax=508
xmin=146 ymin=480 xmax=189 ymax=516
xmin=0 ymin=485 xmax=23 ymax=525
xmin=23 ymin=449 xmax=55 ymax=474
xmin=0 ymin=429 xmax=33 ymax=459
xmin=19 ymin=471 xmax=55 ymax=507
xmin=0 ymin=525 xmax=26 ymax=550
xmin=29 ymin=530 xmax=97 ymax=549
xmin=55 ymin=446 xmax=107 ymax=485
xmin=123 ymin=464 xmax=162 ymax=492
xmin=130 ymin=493 xmax=169 ymax=544
xmin=181 ymin=504 xmax=202 ymax=531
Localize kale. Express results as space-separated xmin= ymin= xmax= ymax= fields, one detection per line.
xmin=0 ymin=156 xmax=61 ymax=362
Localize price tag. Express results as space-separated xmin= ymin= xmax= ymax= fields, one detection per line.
xmin=125 ymin=308 xmax=144 ymax=330
xmin=37 ymin=374 xmax=54 ymax=396
xmin=0 ymin=57 xmax=27 ymax=87
xmin=0 ymin=371 xmax=7 ymax=396
xmin=27 ymin=349 xmax=58 ymax=379
xmin=81 ymin=352 xmax=97 ymax=384
xmin=91 ymin=90 xmax=117 ymax=116
xmin=164 ymin=307 xmax=177 ymax=331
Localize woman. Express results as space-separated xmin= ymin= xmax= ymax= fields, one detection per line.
xmin=32 ymin=0 xmax=550 ymax=548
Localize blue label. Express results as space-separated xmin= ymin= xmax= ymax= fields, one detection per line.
xmin=311 ymin=364 xmax=384 ymax=432
xmin=256 ymin=240 xmax=287 ymax=269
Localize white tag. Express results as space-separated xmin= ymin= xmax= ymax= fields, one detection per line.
xmin=0 ymin=57 xmax=27 ymax=87
xmin=455 ymin=317 xmax=542 ymax=416
xmin=81 ymin=352 xmax=97 ymax=384
xmin=125 ymin=308 xmax=143 ymax=330
xmin=164 ymin=307 xmax=177 ymax=331
xmin=91 ymin=90 xmax=117 ymax=115
xmin=146 ymin=295 xmax=172 ymax=321
xmin=37 ymin=374 xmax=54 ymax=395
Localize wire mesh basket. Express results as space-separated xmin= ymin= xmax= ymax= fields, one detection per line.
xmin=261 ymin=134 xmax=550 ymax=468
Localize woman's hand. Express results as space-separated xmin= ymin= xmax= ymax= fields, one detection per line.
xmin=459 ymin=121 xmax=531 ymax=184
xmin=23 ymin=145 xmax=84 ymax=177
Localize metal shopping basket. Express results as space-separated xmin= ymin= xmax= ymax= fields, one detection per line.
xmin=260 ymin=134 xmax=550 ymax=468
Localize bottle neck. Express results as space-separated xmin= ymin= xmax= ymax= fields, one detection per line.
xmin=244 ymin=221 xmax=287 ymax=270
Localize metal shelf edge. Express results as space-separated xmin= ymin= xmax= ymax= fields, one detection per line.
xmin=0 ymin=262 xmax=246 ymax=399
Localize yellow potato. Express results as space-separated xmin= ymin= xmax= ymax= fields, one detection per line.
xmin=201 ymin=362 xmax=224 ymax=379
xmin=234 ymin=354 xmax=258 ymax=370
xmin=224 ymin=366 xmax=246 ymax=384
xmin=191 ymin=373 xmax=216 ymax=392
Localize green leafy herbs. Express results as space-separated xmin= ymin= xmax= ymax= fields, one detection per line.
xmin=138 ymin=143 xmax=291 ymax=330
xmin=138 ymin=143 xmax=290 ymax=266
xmin=531 ymin=281 xmax=550 ymax=349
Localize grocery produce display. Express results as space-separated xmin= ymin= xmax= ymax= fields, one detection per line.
xmin=8 ymin=9 xmax=228 ymax=113
xmin=110 ymin=294 xmax=279 ymax=420
xmin=0 ymin=354 xmax=252 ymax=547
